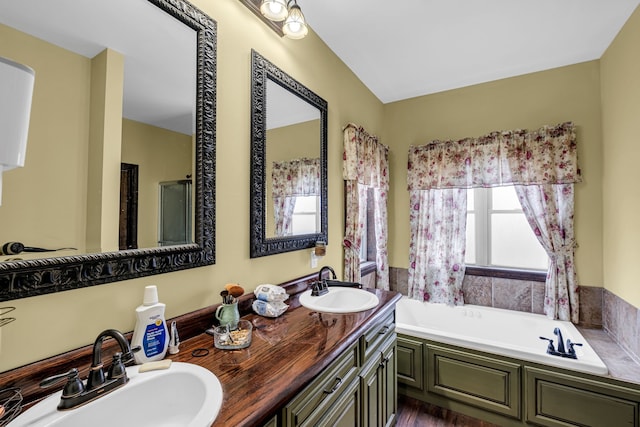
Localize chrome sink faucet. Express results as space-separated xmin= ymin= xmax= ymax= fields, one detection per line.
xmin=40 ymin=329 xmax=139 ymax=410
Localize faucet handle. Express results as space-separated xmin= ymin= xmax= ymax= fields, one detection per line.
xmin=539 ymin=336 xmax=556 ymax=353
xmin=40 ymin=368 xmax=85 ymax=398
xmin=107 ymin=353 xmax=127 ymax=380
xmin=122 ymin=345 xmax=141 ymax=364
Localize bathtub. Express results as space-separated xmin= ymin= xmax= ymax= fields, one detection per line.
xmin=395 ymin=297 xmax=608 ymax=376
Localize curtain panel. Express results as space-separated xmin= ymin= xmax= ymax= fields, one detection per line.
xmin=343 ymin=123 xmax=390 ymax=289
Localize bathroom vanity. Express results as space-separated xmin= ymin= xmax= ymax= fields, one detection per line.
xmin=0 ymin=274 xmax=401 ymax=427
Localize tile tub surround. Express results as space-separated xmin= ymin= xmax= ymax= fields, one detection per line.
xmin=389 ymin=267 xmax=603 ymax=327
xmin=603 ymin=289 xmax=640 ymax=365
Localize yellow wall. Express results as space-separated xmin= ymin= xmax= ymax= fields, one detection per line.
xmin=0 ymin=0 xmax=383 ymax=371
xmin=121 ymin=119 xmax=193 ymax=248
xmin=0 ymin=24 xmax=90 ymax=254
xmin=601 ymin=6 xmax=640 ymax=307
xmin=383 ymin=61 xmax=604 ymax=287
xmin=4 ymin=0 xmax=639 ymax=372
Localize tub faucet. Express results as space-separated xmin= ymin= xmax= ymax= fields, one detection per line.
xmin=553 ymin=327 xmax=566 ymax=354
xmin=539 ymin=327 xmax=582 ymax=360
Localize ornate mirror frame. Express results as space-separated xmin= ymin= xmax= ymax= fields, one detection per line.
xmin=250 ymin=50 xmax=328 ymax=258
xmin=0 ymin=0 xmax=216 ymax=302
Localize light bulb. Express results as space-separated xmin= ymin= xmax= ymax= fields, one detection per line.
xmin=283 ymin=3 xmax=308 ymax=39
xmin=260 ymin=0 xmax=288 ymax=22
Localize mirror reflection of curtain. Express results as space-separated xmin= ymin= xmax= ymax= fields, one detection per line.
xmin=271 ymin=157 xmax=320 ymax=236
xmin=343 ymin=124 xmax=390 ymax=290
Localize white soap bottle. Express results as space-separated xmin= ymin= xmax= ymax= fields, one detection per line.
xmin=131 ymin=285 xmax=169 ymax=364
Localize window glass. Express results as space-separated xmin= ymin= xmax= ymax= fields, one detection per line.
xmin=465 ymin=187 xmax=547 ymax=270
xmin=291 ymin=196 xmax=319 ymax=235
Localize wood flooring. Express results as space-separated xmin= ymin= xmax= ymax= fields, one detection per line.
xmin=396 ymin=395 xmax=502 ymax=427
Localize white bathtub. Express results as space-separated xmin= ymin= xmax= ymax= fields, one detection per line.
xmin=395 ymin=297 xmax=608 ymax=376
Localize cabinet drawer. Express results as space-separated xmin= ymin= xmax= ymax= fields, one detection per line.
xmin=361 ymin=311 xmax=395 ymax=364
xmin=427 ymin=345 xmax=521 ymax=419
xmin=284 ymin=341 xmax=359 ymax=427
xmin=525 ymin=367 xmax=640 ymax=427
xmin=397 ymin=335 xmax=424 ymax=393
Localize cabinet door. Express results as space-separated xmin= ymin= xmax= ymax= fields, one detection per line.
xmin=380 ymin=335 xmax=397 ymax=427
xmin=361 ymin=355 xmax=382 ymax=427
xmin=360 ymin=334 xmax=397 ymax=427
xmin=314 ymin=377 xmax=361 ymax=427
xmin=397 ymin=334 xmax=424 ymax=398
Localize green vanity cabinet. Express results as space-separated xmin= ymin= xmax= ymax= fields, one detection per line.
xmin=397 ymin=333 xmax=640 ymax=427
xmin=279 ymin=309 xmax=398 ymax=427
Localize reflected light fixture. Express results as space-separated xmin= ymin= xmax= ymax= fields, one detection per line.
xmin=0 ymin=56 xmax=35 ymax=206
xmin=260 ymin=0 xmax=308 ymax=39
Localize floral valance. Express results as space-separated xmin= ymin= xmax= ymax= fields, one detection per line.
xmin=343 ymin=123 xmax=389 ymax=190
xmin=407 ymin=121 xmax=581 ymax=190
xmin=272 ymin=157 xmax=320 ymax=198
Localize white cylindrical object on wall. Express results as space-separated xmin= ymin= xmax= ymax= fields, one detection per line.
xmin=0 ymin=56 xmax=35 ymax=171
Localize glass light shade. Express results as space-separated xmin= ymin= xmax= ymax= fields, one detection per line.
xmin=283 ymin=4 xmax=308 ymax=39
xmin=260 ymin=0 xmax=288 ymax=22
xmin=0 ymin=56 xmax=35 ymax=206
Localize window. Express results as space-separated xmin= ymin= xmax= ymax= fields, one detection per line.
xmin=465 ymin=186 xmax=548 ymax=270
xmin=290 ymin=196 xmax=320 ymax=235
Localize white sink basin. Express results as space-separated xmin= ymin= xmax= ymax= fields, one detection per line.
xmin=9 ymin=362 xmax=223 ymax=427
xmin=299 ymin=287 xmax=380 ymax=313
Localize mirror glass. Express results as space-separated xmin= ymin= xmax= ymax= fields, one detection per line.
xmin=250 ymin=50 xmax=327 ymax=258
xmin=0 ymin=0 xmax=216 ymax=301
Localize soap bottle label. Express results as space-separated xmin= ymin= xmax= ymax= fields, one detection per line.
xmin=142 ymin=318 xmax=166 ymax=357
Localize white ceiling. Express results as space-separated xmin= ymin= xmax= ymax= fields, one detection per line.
xmin=301 ymin=0 xmax=640 ymax=103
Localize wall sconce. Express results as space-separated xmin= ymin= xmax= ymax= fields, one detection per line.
xmin=0 ymin=57 xmax=35 ymax=206
xmin=240 ymin=0 xmax=308 ymax=39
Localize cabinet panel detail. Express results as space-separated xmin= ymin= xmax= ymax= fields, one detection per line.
xmin=428 ymin=345 xmax=521 ymax=419
xmin=284 ymin=341 xmax=359 ymax=427
xmin=397 ymin=335 xmax=424 ymax=392
xmin=361 ymin=311 xmax=395 ymax=364
xmin=525 ymin=367 xmax=640 ymax=427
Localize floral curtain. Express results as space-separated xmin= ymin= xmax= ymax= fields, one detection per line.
xmin=408 ymin=188 xmax=467 ymax=304
xmin=515 ymin=184 xmax=579 ymax=322
xmin=407 ymin=122 xmax=581 ymax=319
xmin=343 ymin=123 xmax=389 ymax=289
xmin=272 ymin=157 xmax=320 ymax=236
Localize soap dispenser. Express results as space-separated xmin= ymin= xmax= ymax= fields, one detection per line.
xmin=131 ymin=285 xmax=169 ymax=364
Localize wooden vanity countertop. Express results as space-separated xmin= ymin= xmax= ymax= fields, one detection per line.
xmin=170 ymin=288 xmax=401 ymax=427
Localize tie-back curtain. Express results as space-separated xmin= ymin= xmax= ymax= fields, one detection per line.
xmin=407 ymin=121 xmax=581 ymax=190
xmin=272 ymin=157 xmax=320 ymax=197
xmin=343 ymin=123 xmax=389 ymax=290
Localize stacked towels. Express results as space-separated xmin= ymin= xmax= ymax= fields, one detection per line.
xmin=252 ymin=284 xmax=289 ymax=317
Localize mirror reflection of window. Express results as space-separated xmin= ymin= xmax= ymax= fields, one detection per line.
xmin=291 ymin=195 xmax=320 ymax=235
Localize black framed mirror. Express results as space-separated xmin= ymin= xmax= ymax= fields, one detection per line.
xmin=250 ymin=50 xmax=328 ymax=258
xmin=0 ymin=0 xmax=216 ymax=301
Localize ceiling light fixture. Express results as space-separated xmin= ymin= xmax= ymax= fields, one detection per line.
xmin=259 ymin=0 xmax=308 ymax=39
